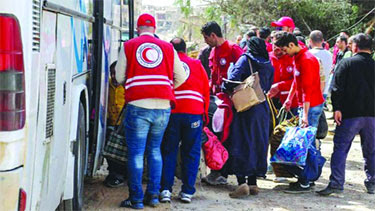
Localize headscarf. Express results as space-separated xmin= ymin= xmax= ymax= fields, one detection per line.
xmin=246 ymin=37 xmax=269 ymax=60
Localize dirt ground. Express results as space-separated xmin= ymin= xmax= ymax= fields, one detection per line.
xmin=84 ymin=112 xmax=375 ymax=211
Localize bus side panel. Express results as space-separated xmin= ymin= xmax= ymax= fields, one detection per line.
xmin=42 ymin=13 xmax=74 ymax=210
xmin=29 ymin=10 xmax=57 ymax=211
xmin=64 ymin=15 xmax=91 ymax=200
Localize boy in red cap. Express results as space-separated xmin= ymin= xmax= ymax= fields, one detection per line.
xmin=115 ymin=13 xmax=188 ymax=209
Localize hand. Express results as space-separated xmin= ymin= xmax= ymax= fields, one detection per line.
xmin=267 ymin=84 xmax=280 ymax=98
xmin=334 ymin=111 xmax=342 ymax=126
xmin=283 ymin=99 xmax=292 ymax=112
xmin=301 ymin=115 xmax=309 ymax=128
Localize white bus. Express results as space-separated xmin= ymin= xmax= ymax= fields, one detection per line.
xmin=0 ymin=0 xmax=134 ymax=210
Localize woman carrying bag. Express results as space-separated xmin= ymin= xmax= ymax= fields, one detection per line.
xmin=223 ymin=37 xmax=274 ymax=198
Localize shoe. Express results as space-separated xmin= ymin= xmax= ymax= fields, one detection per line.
xmin=103 ymin=176 xmax=125 ymax=188
xmin=202 ymin=171 xmax=228 ymax=185
xmin=284 ymin=182 xmax=311 ymax=194
xmin=120 ymin=199 xmax=144 ymax=209
xmin=273 ymin=177 xmax=288 ymax=183
xmin=249 ymin=185 xmax=259 ymax=195
xmin=229 ymin=184 xmax=250 ymax=198
xmin=144 ymin=194 xmax=159 ymax=207
xmin=179 ymin=192 xmax=193 ymax=203
xmin=316 ymin=186 xmax=343 ymax=196
xmin=159 ymin=190 xmax=172 ymax=203
xmin=365 ymin=182 xmax=375 ymax=194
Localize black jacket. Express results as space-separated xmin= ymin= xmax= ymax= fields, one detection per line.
xmin=332 ymin=52 xmax=375 ymax=119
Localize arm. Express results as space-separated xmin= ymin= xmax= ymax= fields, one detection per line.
xmin=223 ymin=55 xmax=249 ymax=92
xmin=331 ymin=60 xmax=348 ymax=125
xmin=201 ymin=63 xmax=210 ymax=125
xmin=173 ymin=50 xmax=188 ymax=88
xmin=283 ymin=80 xmax=297 ymax=111
xmin=301 ymin=102 xmax=310 ymax=128
xmin=115 ymin=45 xmax=126 ymax=84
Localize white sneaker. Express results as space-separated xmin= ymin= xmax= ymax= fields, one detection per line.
xmin=179 ymin=192 xmax=193 ymax=203
xmin=159 ymin=190 xmax=171 ymax=203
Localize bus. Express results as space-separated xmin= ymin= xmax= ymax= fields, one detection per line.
xmin=0 ymin=0 xmax=134 ymax=210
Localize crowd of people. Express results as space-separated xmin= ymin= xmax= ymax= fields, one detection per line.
xmin=104 ymin=13 xmax=374 ymax=209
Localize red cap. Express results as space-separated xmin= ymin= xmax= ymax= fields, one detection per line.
xmin=271 ymin=16 xmax=295 ymax=29
xmin=137 ymin=13 xmax=156 ymax=28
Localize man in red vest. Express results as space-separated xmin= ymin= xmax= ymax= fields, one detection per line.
xmin=200 ymin=21 xmax=243 ymax=186
xmin=160 ymin=37 xmax=210 ymax=204
xmin=115 ymin=13 xmax=187 ymax=209
xmin=201 ymin=21 xmax=243 ymax=94
xmin=268 ymin=40 xmax=299 ymax=115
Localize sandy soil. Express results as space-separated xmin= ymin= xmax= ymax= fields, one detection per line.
xmin=84 ymin=113 xmax=375 ymax=211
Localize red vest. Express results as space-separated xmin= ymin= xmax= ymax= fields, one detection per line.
xmin=270 ymin=53 xmax=298 ymax=108
xmin=124 ymin=35 xmax=175 ymax=105
xmin=209 ymin=41 xmax=243 ymax=94
xmin=173 ymin=52 xmax=210 ymax=116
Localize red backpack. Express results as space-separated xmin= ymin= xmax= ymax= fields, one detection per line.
xmin=202 ymin=127 xmax=229 ymax=170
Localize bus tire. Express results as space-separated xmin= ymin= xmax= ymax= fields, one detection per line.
xmin=64 ymin=102 xmax=87 ymax=211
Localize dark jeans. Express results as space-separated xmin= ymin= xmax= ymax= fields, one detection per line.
xmin=329 ymin=117 xmax=375 ymax=189
xmin=161 ymin=113 xmax=203 ymax=195
xmin=124 ymin=104 xmax=171 ymax=202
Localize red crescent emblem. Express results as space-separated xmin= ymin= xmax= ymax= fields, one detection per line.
xmin=142 ymin=48 xmax=154 ymax=63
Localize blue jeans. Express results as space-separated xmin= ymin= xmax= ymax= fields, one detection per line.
xmin=124 ymin=104 xmax=171 ymax=202
xmin=329 ymin=117 xmax=375 ymax=189
xmin=161 ymin=114 xmax=202 ymax=195
xmin=298 ymin=103 xmax=324 ymax=129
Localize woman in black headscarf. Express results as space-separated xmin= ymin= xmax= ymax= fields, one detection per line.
xmin=223 ymin=37 xmax=274 ymax=198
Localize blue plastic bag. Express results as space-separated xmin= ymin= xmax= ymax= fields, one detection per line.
xmin=270 ymin=126 xmax=317 ymax=166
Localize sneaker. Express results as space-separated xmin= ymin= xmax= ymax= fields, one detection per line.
xmin=179 ymin=192 xmax=193 ymax=203
xmin=103 ymin=177 xmax=125 ymax=188
xmin=229 ymin=184 xmax=249 ymax=198
xmin=159 ymin=190 xmax=172 ymax=203
xmin=144 ymin=194 xmax=159 ymax=207
xmin=365 ymin=182 xmax=375 ymax=194
xmin=284 ymin=182 xmax=311 ymax=194
xmin=120 ymin=199 xmax=144 ymax=209
xmin=202 ymin=172 xmax=228 ymax=185
xmin=273 ymin=177 xmax=288 ymax=183
xmin=316 ymin=186 xmax=343 ymax=196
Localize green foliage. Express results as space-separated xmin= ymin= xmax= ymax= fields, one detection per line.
xmin=206 ymin=0 xmax=364 ymax=45
xmin=175 ymin=0 xmax=192 ymax=18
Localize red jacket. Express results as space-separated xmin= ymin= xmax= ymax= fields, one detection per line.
xmin=209 ymin=40 xmax=243 ymax=94
xmin=294 ymin=48 xmax=324 ymax=107
xmin=124 ymin=35 xmax=175 ymax=105
xmin=173 ymin=52 xmax=210 ymax=121
xmin=269 ymin=52 xmax=298 ymax=108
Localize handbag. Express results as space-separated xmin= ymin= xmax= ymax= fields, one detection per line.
xmin=223 ymin=58 xmax=265 ymax=112
xmin=202 ymin=127 xmax=228 ymax=170
xmin=102 ymin=106 xmax=127 ymax=163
